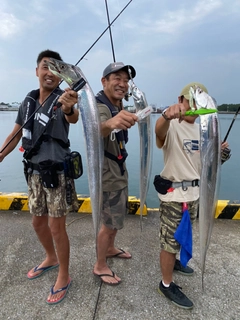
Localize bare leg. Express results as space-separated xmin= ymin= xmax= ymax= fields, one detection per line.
xmin=106 ymin=231 xmax=132 ymax=258
xmin=107 ymin=229 xmax=117 ymax=250
xmin=28 ymin=215 xmax=58 ymax=277
xmin=93 ymin=224 xmax=121 ymax=284
xmin=160 ymin=250 xmax=176 ymax=284
xmin=47 ymin=216 xmax=70 ymax=302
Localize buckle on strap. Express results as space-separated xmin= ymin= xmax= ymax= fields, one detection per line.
xmin=191 ymin=179 xmax=199 ymax=187
xmin=182 ymin=179 xmax=200 ymax=190
xmin=171 ymin=179 xmax=200 ymax=191
xmin=181 ymin=181 xmax=188 ymax=191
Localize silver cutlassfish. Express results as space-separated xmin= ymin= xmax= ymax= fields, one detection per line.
xmin=45 ymin=58 xmax=103 ymax=246
xmin=128 ymin=75 xmax=152 ymax=229
xmin=189 ymin=85 xmax=221 ymax=289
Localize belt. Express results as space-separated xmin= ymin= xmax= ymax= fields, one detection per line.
xmin=171 ymin=179 xmax=200 ymax=191
xmin=29 ymin=162 xmax=65 ymax=172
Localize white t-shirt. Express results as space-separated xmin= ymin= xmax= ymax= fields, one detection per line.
xmin=158 ymin=119 xmax=201 ymax=202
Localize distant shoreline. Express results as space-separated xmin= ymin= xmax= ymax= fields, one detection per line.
xmin=218 ymin=111 xmax=236 ymax=114
xmin=0 ymin=109 xmax=236 ymax=114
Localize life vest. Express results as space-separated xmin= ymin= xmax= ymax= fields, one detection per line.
xmin=21 ymin=87 xmax=70 ymax=159
xmin=96 ymin=90 xmax=128 ymax=175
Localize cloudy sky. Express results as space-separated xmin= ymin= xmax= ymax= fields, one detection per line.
xmin=1 ymin=0 xmax=240 ymax=107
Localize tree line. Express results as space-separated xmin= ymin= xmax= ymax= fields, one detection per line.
xmin=218 ymin=104 xmax=240 ymax=112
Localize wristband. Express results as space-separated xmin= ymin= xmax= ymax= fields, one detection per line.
xmin=63 ymin=107 xmax=74 ymax=116
xmin=162 ymin=108 xmax=170 ymax=121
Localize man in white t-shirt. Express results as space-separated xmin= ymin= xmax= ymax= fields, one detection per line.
xmin=155 ymin=82 xmax=218 ymax=309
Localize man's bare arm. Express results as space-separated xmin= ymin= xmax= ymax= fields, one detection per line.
xmin=0 ymin=123 xmax=22 ymax=162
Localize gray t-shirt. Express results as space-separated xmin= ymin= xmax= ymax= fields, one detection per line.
xmin=98 ymin=103 xmax=128 ymax=192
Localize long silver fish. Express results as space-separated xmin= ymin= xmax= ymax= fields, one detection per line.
xmin=45 ymin=58 xmax=103 ymax=246
xmin=189 ymin=85 xmax=221 ymax=289
xmin=128 ymin=79 xmax=152 ymax=229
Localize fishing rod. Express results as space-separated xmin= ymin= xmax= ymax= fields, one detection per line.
xmin=105 ymin=0 xmax=133 ymax=102
xmin=0 ymin=0 xmax=133 ymax=155
xmin=105 ymin=0 xmax=116 ymax=62
xmin=222 ymin=105 xmax=240 ymax=142
xmin=76 ymin=0 xmax=132 ymax=66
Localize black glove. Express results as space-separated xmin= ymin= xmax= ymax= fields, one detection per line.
xmin=221 ymin=147 xmax=231 ymax=164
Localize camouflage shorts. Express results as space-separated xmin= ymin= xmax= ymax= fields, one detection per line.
xmin=159 ymin=200 xmax=199 ymax=253
xmin=101 ymin=187 xmax=128 ymax=230
xmin=28 ymin=173 xmax=79 ymax=217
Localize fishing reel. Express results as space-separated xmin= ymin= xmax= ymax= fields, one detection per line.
xmin=124 ymin=92 xmax=132 ymax=101
xmin=221 ymin=147 xmax=231 ymax=164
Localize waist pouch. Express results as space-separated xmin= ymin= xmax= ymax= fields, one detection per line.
xmin=64 ymin=151 xmax=83 ymax=179
xmin=38 ymin=160 xmax=59 ymax=188
xmin=153 ymin=175 xmax=172 ymax=195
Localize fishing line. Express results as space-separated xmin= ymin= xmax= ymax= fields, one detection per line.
xmin=75 ymin=0 xmax=132 ymax=66
xmin=65 ymin=211 xmax=103 ymax=320
xmin=0 ymin=0 xmax=133 ymax=155
xmin=222 ymin=105 xmax=240 ymax=142
xmin=92 ymin=282 xmax=103 ymax=320
xmin=106 ymin=0 xmax=132 ymax=102
xmin=105 ymin=0 xmax=116 ymax=62
xmin=65 ymin=214 xmax=90 ymax=227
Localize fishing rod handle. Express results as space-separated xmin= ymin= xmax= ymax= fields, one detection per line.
xmin=55 ymin=78 xmax=87 ymax=109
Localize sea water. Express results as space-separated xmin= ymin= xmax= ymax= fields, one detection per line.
xmin=0 ymin=112 xmax=239 ymax=208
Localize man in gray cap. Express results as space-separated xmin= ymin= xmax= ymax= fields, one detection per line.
xmin=102 ymin=62 xmax=136 ymax=78
xmin=93 ymin=62 xmax=138 ymax=285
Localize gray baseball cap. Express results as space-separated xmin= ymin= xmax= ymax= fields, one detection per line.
xmin=102 ymin=62 xmax=136 ymax=79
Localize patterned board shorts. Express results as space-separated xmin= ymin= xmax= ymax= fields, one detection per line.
xmin=159 ymin=200 xmax=199 ymax=254
xmin=28 ymin=173 xmax=79 ymax=217
xmin=101 ymin=186 xmax=128 ymax=230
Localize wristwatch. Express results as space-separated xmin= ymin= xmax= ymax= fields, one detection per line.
xmin=63 ymin=106 xmax=74 ymax=116
xmin=161 ymin=108 xmax=170 ymax=121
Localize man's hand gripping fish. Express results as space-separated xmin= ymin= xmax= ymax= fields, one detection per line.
xmin=189 ymin=85 xmax=221 ymax=289
xmin=128 ymin=72 xmax=153 ymax=230
xmin=46 ymin=58 xmax=103 ymax=246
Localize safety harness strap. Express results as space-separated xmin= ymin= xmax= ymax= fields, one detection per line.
xmin=104 ymin=150 xmax=125 ymax=175
xmin=96 ymin=90 xmax=128 ymax=176
xmin=171 ymin=179 xmax=200 ymax=191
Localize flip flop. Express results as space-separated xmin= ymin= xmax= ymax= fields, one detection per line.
xmin=46 ymin=278 xmax=72 ymax=305
xmin=107 ymin=248 xmax=132 ymax=259
xmin=27 ymin=263 xmax=59 ymax=280
xmin=93 ymin=270 xmax=121 ymax=286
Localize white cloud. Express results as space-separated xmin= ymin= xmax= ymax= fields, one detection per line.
xmin=135 ymin=0 xmax=222 ymax=35
xmin=0 ymin=0 xmax=240 ymax=106
xmin=0 ymin=12 xmax=25 ymax=38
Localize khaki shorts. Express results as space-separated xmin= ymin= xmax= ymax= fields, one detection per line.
xmin=159 ymin=200 xmax=199 ymax=253
xmin=101 ymin=187 xmax=128 ymax=230
xmin=28 ymin=173 xmax=79 ymax=217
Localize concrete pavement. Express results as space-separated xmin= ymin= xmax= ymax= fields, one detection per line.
xmin=0 ymin=210 xmax=239 ymax=320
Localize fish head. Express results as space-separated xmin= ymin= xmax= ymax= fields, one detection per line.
xmin=44 ymin=58 xmax=82 ymax=88
xmin=188 ymin=85 xmax=198 ymax=111
xmin=189 ymin=85 xmax=217 ymax=111
xmin=128 ymin=82 xmax=143 ymax=103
